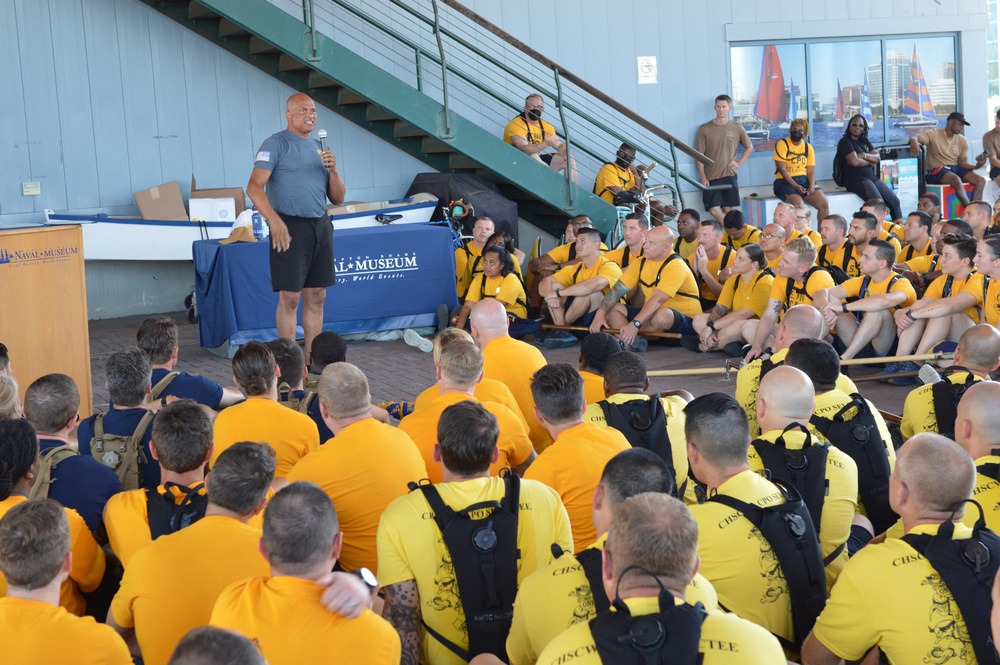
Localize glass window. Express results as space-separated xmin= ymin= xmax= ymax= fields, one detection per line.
xmin=808 ymin=41 xmax=883 ymax=148
xmin=730 ymin=43 xmax=806 ymax=152
xmin=885 ymin=37 xmax=958 ymax=144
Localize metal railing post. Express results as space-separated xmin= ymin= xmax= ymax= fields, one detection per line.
xmin=430 ymin=0 xmax=454 ymax=138
xmin=553 ymin=68 xmax=574 ymax=209
xmin=305 ymin=0 xmax=320 ymax=62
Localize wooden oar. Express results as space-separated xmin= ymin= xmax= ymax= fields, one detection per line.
xmin=540 ymin=324 xmax=682 ymax=340
xmin=647 ymin=351 xmax=954 ymax=378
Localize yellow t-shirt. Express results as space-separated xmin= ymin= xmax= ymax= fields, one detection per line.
xmin=211 ymin=576 xmax=400 ymax=665
xmin=506 ymin=533 xmax=718 ymax=665
xmin=463 ymin=272 xmax=528 ymax=318
xmin=503 ymin=115 xmax=558 ymax=147
xmin=750 ymin=428 xmax=859 ymax=588
xmin=766 ymin=253 xmax=782 ymax=271
xmin=603 ymin=245 xmax=642 ymax=273
xmin=535 ymin=595 xmax=786 ymax=665
xmin=840 ymin=273 xmax=917 ymax=312
xmin=773 ymin=138 xmax=816 ymax=178
xmin=802 ymin=228 xmax=823 ymax=248
xmin=455 ymin=241 xmax=484 ymax=299
xmin=689 ymin=470 xmax=794 ymax=645
xmin=593 ymin=162 xmax=636 ymax=204
xmin=523 ymin=422 xmax=631 ymax=552
xmin=770 ymin=267 xmax=835 ymax=313
xmin=901 ymin=369 xmax=984 ymax=439
xmin=545 ymin=242 xmax=576 ymax=265
xmin=883 ymin=219 xmax=904 ymax=237
xmin=398 ymin=391 xmax=534 ymax=484
xmin=414 ymin=378 xmax=527 ymax=429
xmin=0 ymin=496 xmax=104 ymax=617
xmin=110 ymin=515 xmax=269 ymax=665
xmin=0 ymin=597 xmax=132 ymax=664
xmin=579 ymin=370 xmax=606 ymax=405
xmin=377 ymin=476 xmax=573 ymax=665
xmin=725 ymin=225 xmax=761 ymax=249
xmin=212 ymin=397 xmax=319 ymax=477
xmin=553 ymin=255 xmax=623 ymax=295
xmin=971 ymin=455 xmax=1000 ymax=533
xmin=466 ymin=253 xmax=524 ymax=290
xmin=810 ymin=523 xmax=978 ymax=663
xmin=902 ymin=252 xmax=939 ymax=273
xmin=736 ymin=348 xmax=860 ymax=443
xmin=688 ymin=246 xmax=737 ymax=301
xmin=960 ymin=273 xmax=1000 ymax=326
xmin=619 ymin=255 xmax=702 ymax=318
xmin=899 ymin=241 xmax=935 ymax=262
xmin=673 ymin=236 xmax=699 ymax=260
xmin=924 ymin=272 xmax=980 ymax=322
xmin=717 ymin=269 xmax=774 ymax=317
xmin=481 ymin=336 xmax=550 ymax=451
xmin=582 ymin=393 xmax=688 ymax=490
xmin=285 ymin=418 xmax=428 ymax=573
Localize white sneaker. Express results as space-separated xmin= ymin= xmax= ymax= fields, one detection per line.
xmin=403 ymin=328 xmax=433 ymax=353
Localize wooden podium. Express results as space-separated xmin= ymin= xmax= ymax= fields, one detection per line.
xmin=0 ymin=225 xmax=92 ymax=415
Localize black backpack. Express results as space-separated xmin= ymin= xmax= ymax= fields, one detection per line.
xmin=816 ymin=246 xmax=851 ymax=284
xmin=832 ymin=152 xmax=845 ymax=187
xmin=598 ymin=397 xmax=681 ymax=498
xmin=751 ymin=423 xmax=830 ymax=538
xmin=709 ymin=481 xmax=827 ymax=651
xmin=590 ymin=584 xmax=706 ymax=665
xmin=575 ymin=546 xmax=610 ymax=616
xmin=901 ymin=501 xmax=1000 ymax=665
xmin=416 ymin=474 xmax=521 ymax=662
xmin=145 ymin=482 xmax=209 ymax=539
xmin=810 ymin=395 xmax=897 ymax=534
xmin=784 ymin=266 xmax=836 ymax=307
xmin=930 ymin=367 xmax=978 ymax=440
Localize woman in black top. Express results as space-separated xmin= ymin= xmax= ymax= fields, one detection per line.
xmin=835 ymin=114 xmax=902 ymax=221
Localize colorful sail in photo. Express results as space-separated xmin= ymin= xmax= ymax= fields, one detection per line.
xmin=787 ymin=78 xmax=796 ymax=121
xmin=903 ymin=45 xmax=936 ymax=120
xmin=753 ymin=45 xmax=787 ymax=123
xmin=828 ymin=78 xmax=845 ymax=128
xmin=861 ymin=71 xmax=873 ymax=121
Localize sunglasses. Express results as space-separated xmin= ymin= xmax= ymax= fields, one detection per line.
xmin=849 ymin=123 xmax=865 ymax=128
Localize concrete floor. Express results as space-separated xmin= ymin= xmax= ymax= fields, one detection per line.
xmin=87 ymin=312 xmax=910 ymax=419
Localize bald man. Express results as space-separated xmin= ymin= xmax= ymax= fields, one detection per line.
xmin=803 ymin=434 xmax=998 ymax=665
xmin=248 ymin=93 xmax=347 ymax=361
xmin=955 ymin=381 xmax=1000 ymax=533
xmin=736 ymin=305 xmax=858 ymax=437
xmin=759 ymin=223 xmax=786 ymax=271
xmin=471 ymin=300 xmax=550 ymax=450
xmin=755 ymin=367 xmax=858 ymax=588
xmin=901 ymin=324 xmax=1000 ymax=439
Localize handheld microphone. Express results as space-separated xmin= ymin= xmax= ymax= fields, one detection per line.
xmin=318 ymin=129 xmax=328 ymax=152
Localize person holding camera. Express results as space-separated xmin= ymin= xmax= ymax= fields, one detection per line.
xmin=593 ymin=143 xmax=671 ymax=227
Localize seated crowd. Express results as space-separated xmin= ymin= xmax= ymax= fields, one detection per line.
xmin=3 ymin=238 xmax=1000 ymax=665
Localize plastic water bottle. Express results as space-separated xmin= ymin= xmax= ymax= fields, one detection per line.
xmin=251 ymin=207 xmax=264 ymax=240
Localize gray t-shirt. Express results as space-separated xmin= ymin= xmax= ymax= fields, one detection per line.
xmin=254 ymin=129 xmax=330 ymax=218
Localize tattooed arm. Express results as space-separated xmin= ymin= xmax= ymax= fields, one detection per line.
xmin=384 ymin=580 xmax=422 ymax=665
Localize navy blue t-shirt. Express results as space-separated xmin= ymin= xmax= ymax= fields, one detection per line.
xmin=39 ymin=436 xmax=121 ymax=536
xmin=78 ymin=408 xmax=159 ymax=489
xmin=153 ymin=368 xmax=225 ymax=410
xmin=279 ymin=389 xmax=334 ymax=444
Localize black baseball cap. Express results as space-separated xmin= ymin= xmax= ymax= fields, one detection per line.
xmin=947 ymin=112 xmax=970 ymax=126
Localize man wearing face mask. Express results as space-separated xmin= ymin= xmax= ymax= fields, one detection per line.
xmin=594 ymin=143 xmax=672 ymax=227
xmin=503 ymin=93 xmax=577 ymax=183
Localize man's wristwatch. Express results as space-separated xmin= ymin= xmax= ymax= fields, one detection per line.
xmin=556 ymin=287 xmax=562 ymax=298
xmin=632 ymin=320 xmax=642 ymax=329
xmin=842 ymin=302 xmax=849 ymax=313
xmin=351 ymin=567 xmax=378 ymax=592
xmin=707 ymin=320 xmax=715 ymax=331
xmin=906 ymin=311 xmax=916 ymax=321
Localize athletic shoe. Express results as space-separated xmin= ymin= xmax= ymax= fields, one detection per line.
xmin=918 ymin=364 xmax=942 ymax=385
xmin=436 ymin=304 xmax=449 ymax=333
xmin=876 ymin=362 xmax=901 ymax=380
xmin=379 ymin=400 xmax=414 ymax=420
xmin=532 ymin=330 xmax=548 ymax=346
xmin=723 ymin=342 xmax=745 ymax=358
xmin=628 ymin=337 xmax=649 ymax=353
xmin=544 ymin=330 xmax=578 ymax=349
xmin=403 ymin=329 xmax=434 ymax=353
xmin=679 ymin=335 xmax=702 ymax=353
xmin=888 ymin=361 xmax=920 ymax=386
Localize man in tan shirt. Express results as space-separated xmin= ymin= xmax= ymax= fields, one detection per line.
xmin=696 ymin=94 xmax=753 ymax=224
xmin=909 ymin=111 xmax=986 ymax=206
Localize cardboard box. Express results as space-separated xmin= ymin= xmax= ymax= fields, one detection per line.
xmin=190 ymin=198 xmax=237 ymax=223
xmin=134 ymin=181 xmax=188 ymax=221
xmin=191 ymin=176 xmax=246 ymax=217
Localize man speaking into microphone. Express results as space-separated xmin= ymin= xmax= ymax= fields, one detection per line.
xmin=247 ymin=93 xmax=346 ymax=362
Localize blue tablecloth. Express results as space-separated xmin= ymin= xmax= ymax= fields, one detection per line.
xmin=193 ymin=224 xmax=458 ymax=349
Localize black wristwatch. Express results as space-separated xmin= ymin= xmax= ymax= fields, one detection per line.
xmin=351 ymin=567 xmax=378 ymax=591
xmin=632 ymin=320 xmax=642 ymax=329
xmin=707 ymin=320 xmax=715 ymax=331
xmin=841 ymin=302 xmax=849 ymax=313
xmin=556 ymin=287 xmax=562 ymax=298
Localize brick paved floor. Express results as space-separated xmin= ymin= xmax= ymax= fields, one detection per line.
xmin=87 ymin=312 xmax=909 ymax=418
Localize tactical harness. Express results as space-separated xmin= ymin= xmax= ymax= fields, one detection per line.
xmin=817 ymin=245 xmax=851 ymax=284
xmin=415 ymin=473 xmax=521 ymax=662
xmin=597 ymin=396 xmax=683 ymax=499
xmin=277 ymin=382 xmax=317 ymax=414
xmin=27 ymin=444 xmax=78 ymax=500
xmin=145 ymin=481 xmax=208 ymax=540
xmin=90 ymin=410 xmax=154 ymax=491
xmin=931 ymin=367 xmax=978 ymax=441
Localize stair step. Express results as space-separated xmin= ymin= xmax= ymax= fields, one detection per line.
xmin=365 ymin=104 xmax=396 ymax=122
xmin=421 ymin=136 xmax=454 ymax=154
xmin=337 ymin=88 xmax=367 ymax=105
xmin=393 ymin=121 xmax=425 ymax=138
xmin=217 ymin=18 xmax=248 ymax=38
xmin=187 ymin=1 xmax=218 ymax=19
xmin=449 ymin=154 xmax=480 ymax=169
xmin=279 ymin=54 xmax=308 ymax=72
xmin=248 ymin=35 xmax=278 ymax=55
xmin=308 ymin=72 xmax=337 ymax=89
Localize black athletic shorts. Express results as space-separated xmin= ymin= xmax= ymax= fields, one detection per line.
xmin=270 ymin=214 xmax=335 ymax=292
xmin=702 ymin=175 xmax=740 ymax=210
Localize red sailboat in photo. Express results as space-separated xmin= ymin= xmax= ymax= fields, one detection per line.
xmin=747 ymin=45 xmax=786 ymax=140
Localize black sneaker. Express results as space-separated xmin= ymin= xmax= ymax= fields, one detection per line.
xmin=436 ymin=304 xmax=449 ymax=333
xmin=723 ymin=342 xmax=745 ymax=358
xmin=679 ymin=335 xmax=702 ymax=352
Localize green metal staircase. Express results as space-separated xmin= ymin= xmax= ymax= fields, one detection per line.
xmin=144 ymin=0 xmax=713 ymax=237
